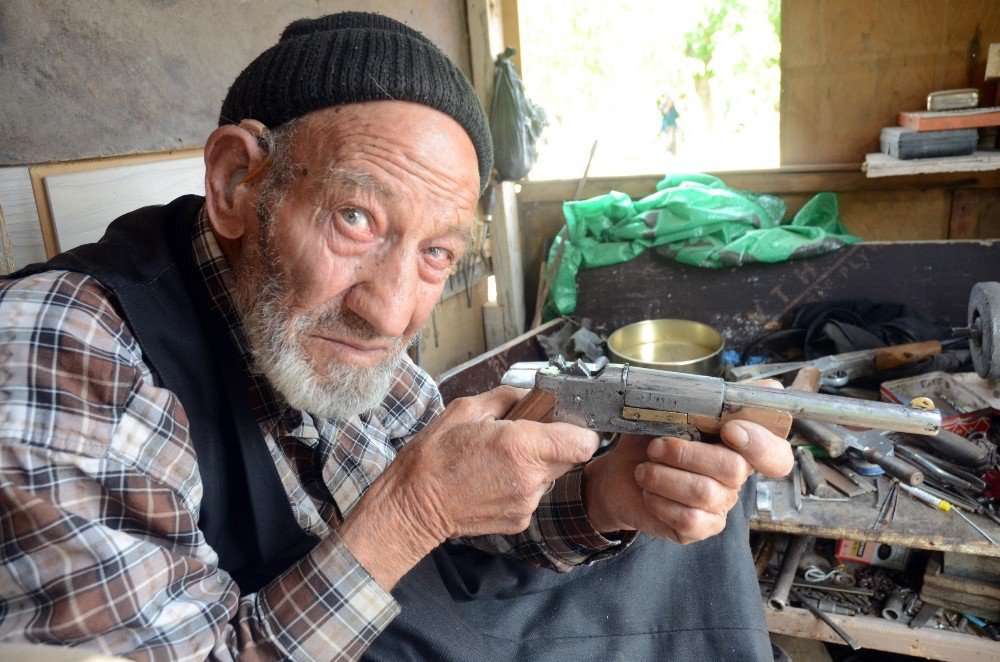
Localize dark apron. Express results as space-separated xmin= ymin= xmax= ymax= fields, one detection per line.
xmin=364 ymin=479 xmax=770 ymax=661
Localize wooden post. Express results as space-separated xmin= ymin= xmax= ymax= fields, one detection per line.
xmin=466 ymin=0 xmax=506 ymax=114
xmin=0 ymin=204 xmax=14 ymax=275
xmin=467 ymin=1 xmax=525 ymax=342
xmin=491 ymin=181 xmax=525 ymax=338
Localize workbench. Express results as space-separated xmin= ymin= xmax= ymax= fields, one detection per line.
xmin=439 ymin=240 xmax=1000 ymax=661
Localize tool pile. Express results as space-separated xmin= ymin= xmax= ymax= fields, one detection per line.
xmin=745 ymin=282 xmax=1000 ymax=648
xmin=755 ymin=535 xmax=1000 ymax=648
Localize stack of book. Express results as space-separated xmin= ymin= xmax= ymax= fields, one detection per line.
xmin=865 ymin=90 xmax=1000 ymax=177
xmin=879 ymin=125 xmax=979 ymax=160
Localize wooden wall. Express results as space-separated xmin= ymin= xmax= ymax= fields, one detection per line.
xmin=517 ymin=167 xmax=1000 ymax=322
xmin=514 ymin=2 xmax=1000 ymax=322
xmin=781 ymin=0 xmax=1000 ymax=165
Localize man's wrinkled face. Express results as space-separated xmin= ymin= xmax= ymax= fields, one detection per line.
xmin=230 ymin=102 xmax=480 ymax=418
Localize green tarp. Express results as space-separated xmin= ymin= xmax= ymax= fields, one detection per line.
xmin=543 ymin=173 xmax=862 ymax=319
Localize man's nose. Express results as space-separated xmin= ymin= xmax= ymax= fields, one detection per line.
xmin=344 ymin=246 xmax=419 ymax=338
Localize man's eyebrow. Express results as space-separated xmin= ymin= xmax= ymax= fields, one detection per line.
xmin=313 ymin=166 xmax=393 ymax=199
xmin=447 ymin=224 xmax=476 ymax=254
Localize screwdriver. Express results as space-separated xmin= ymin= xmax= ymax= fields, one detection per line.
xmin=898 ymin=482 xmax=999 ymax=545
xmin=898 ymin=482 xmax=951 ymax=512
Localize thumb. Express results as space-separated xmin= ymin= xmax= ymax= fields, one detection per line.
xmin=518 ymin=421 xmax=601 ymax=465
xmin=720 ymin=420 xmax=794 ymax=478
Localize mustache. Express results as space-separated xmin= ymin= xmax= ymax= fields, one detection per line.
xmin=302 ymin=304 xmax=404 ymax=348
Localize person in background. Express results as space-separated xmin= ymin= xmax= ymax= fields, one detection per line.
xmin=659 ymin=94 xmax=681 ymax=154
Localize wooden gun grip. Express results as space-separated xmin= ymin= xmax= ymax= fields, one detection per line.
xmin=692 ymin=406 xmax=793 ymax=439
xmin=503 ymin=387 xmax=556 ymax=423
xmin=872 ymin=340 xmax=941 ymax=372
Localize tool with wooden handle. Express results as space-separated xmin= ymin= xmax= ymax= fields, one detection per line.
xmin=501 ymin=357 xmax=942 ymax=440
xmin=788 ymin=389 xmax=925 ymax=487
xmin=728 ymin=340 xmax=943 ymax=385
xmin=794 ymin=421 xmax=925 ymax=486
xmin=903 ymin=428 xmax=992 ymax=467
xmin=789 ymin=366 xmax=848 ymax=456
xmin=794 ymin=447 xmax=838 ymax=498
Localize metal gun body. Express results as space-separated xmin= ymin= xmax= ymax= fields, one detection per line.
xmin=501 ymin=360 xmax=941 ymax=438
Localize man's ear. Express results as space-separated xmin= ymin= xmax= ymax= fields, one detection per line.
xmin=203 ymin=123 xmax=267 ymax=240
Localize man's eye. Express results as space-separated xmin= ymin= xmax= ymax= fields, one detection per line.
xmin=425 ymin=246 xmax=455 ymax=265
xmin=340 ymin=208 xmax=372 ymax=230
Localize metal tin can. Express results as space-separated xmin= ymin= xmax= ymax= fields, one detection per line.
xmin=607 ymin=319 xmax=724 ymax=376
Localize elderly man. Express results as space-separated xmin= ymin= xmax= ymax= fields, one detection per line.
xmin=0 ymin=12 xmax=791 ymax=661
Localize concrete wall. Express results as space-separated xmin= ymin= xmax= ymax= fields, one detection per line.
xmin=0 ymin=0 xmax=489 ymax=378
xmin=0 ymin=0 xmax=471 ymax=165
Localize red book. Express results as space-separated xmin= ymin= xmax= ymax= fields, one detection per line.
xmin=898 ymin=106 xmax=1000 ymax=131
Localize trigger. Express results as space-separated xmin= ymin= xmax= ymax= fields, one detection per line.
xmin=594 ymin=432 xmax=621 ymax=457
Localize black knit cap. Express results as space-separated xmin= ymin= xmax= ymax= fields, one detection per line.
xmin=219 ymin=12 xmax=493 ymax=192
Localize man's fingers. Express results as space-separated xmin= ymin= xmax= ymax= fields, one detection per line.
xmin=634 ymin=462 xmax=739 ymax=516
xmin=749 ymin=378 xmax=784 ymax=389
xmin=638 ymin=492 xmax=727 ymax=545
xmin=646 ymin=436 xmax=754 ymax=488
xmin=448 ymin=385 xmax=526 ymax=421
xmin=719 ymin=420 xmax=794 ymax=478
xmin=525 ymin=421 xmax=601 ymax=465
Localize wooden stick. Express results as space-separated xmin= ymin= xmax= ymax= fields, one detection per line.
xmin=0 ymin=204 xmax=14 ymax=275
xmin=529 ymin=139 xmax=598 ymax=329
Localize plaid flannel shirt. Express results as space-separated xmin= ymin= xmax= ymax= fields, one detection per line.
xmin=0 ymin=207 xmax=628 ymax=661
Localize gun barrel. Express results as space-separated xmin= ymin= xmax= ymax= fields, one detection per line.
xmin=724 ymin=383 xmax=940 ymax=435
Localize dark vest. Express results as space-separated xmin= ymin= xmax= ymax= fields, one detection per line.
xmin=9 ymin=196 xmax=771 ymax=660
xmin=7 ymin=195 xmax=317 ymax=592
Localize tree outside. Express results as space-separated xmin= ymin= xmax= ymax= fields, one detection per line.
xmin=517 ymin=0 xmax=781 ymax=180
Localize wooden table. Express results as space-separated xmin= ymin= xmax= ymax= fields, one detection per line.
xmin=754 ymin=473 xmax=1000 ymax=558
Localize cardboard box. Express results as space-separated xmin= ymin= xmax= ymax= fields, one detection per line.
xmin=836 ymin=539 xmax=911 ymax=571
xmin=881 ymin=371 xmax=992 ymax=436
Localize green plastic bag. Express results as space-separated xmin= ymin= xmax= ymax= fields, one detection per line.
xmin=543 ymin=173 xmax=861 ymax=319
xmin=490 ymin=48 xmax=547 ymax=181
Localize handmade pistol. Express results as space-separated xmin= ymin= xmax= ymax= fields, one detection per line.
xmin=500 ymin=357 xmax=941 ymax=440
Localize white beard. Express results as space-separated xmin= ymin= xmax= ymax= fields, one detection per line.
xmin=232 ymin=231 xmax=407 ymax=420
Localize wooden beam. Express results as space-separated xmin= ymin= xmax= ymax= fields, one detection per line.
xmin=465 ymin=0 xmax=505 ymax=112
xmin=490 ymin=181 xmax=525 ymax=339
xmin=466 ymin=3 xmax=524 ymax=342
xmin=949 ymin=188 xmax=1000 ymax=239
xmin=516 ymin=166 xmax=1000 ymax=204
xmin=0 ymin=204 xmax=14 ymax=274
xmin=766 ymin=604 xmax=1000 ymax=660
xmin=499 ymin=0 xmax=520 ymax=74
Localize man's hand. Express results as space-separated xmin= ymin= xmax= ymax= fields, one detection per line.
xmin=583 ymin=380 xmax=793 ymax=545
xmin=339 ymin=386 xmax=599 ymax=589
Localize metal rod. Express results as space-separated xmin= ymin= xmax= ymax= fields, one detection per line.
xmin=758 ymin=577 xmax=873 ymax=597
xmin=790 ymin=588 xmax=861 ymax=650
xmin=769 ymin=536 xmax=814 ymax=611
xmin=725 ymin=382 xmax=941 ymax=434
xmin=954 ymin=508 xmax=1000 ymax=545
